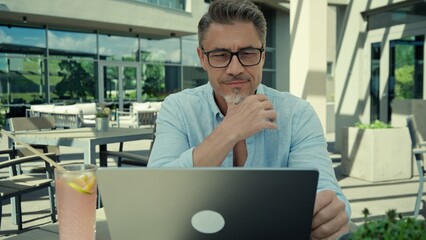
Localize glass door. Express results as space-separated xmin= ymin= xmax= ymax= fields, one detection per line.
xmin=370 ymin=42 xmax=381 ymax=123
xmin=98 ymin=62 xmax=141 ymax=112
xmin=388 ymin=35 xmax=424 ymax=121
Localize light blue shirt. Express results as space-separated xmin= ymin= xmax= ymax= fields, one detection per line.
xmin=148 ymin=83 xmax=351 ymax=218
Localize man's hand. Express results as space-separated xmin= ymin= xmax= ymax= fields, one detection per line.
xmin=224 ymin=94 xmax=277 ymax=141
xmin=311 ymin=190 xmax=349 ymax=240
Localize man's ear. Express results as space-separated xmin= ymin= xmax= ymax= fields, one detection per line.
xmin=197 ymin=47 xmax=208 ymax=71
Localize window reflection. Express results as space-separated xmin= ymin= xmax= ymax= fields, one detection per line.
xmin=0 ymin=25 xmax=46 ymax=55
xmin=99 ymin=34 xmax=138 ymax=61
xmin=48 ymin=30 xmax=97 ymax=59
xmin=182 ymin=35 xmax=201 ymax=66
xmin=140 ymin=38 xmax=181 ymax=64
xmin=49 ymin=59 xmax=96 ymax=104
xmin=0 ymin=55 xmax=45 ymax=111
xmin=183 ymin=66 xmax=207 ymax=89
xmin=141 ymin=64 xmax=181 ymax=100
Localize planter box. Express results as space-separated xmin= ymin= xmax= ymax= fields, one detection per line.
xmin=96 ymin=117 xmax=109 ymax=132
xmin=341 ymin=127 xmax=412 ymax=182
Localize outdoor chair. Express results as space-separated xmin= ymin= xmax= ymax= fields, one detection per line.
xmin=0 ymin=152 xmax=57 ymax=230
xmin=406 ymin=115 xmax=426 ymax=218
xmin=115 ymin=102 xmax=160 ymax=128
xmin=104 ymin=123 xmax=156 ymax=167
xmin=8 ymin=116 xmax=61 ymax=159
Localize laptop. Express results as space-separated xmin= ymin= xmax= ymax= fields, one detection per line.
xmin=97 ymin=168 xmax=319 ymax=240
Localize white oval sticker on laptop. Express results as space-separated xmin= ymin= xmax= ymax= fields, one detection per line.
xmin=191 ymin=210 xmax=225 ymax=234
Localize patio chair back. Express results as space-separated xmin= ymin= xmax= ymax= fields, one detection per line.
xmin=9 ymin=116 xmax=60 ymax=157
xmin=137 ymin=111 xmax=157 ymax=128
xmin=406 ymin=115 xmax=426 ymax=217
xmin=9 ymin=116 xmax=56 ymax=132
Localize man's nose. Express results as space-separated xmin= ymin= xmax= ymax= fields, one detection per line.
xmin=226 ymin=55 xmax=244 ymax=75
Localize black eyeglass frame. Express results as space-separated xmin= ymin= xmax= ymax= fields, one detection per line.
xmin=201 ymin=47 xmax=265 ymax=68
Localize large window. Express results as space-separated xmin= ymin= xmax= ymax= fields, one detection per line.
xmin=0 ymin=26 xmax=46 ymax=114
xmin=48 ymin=30 xmax=97 ymax=104
xmin=0 ymin=20 xmax=277 ymax=114
xmin=48 ymin=59 xmax=96 ymax=104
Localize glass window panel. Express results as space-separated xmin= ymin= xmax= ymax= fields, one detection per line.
xmin=140 ymin=38 xmax=181 ymax=64
xmin=131 ymin=0 xmax=186 ymax=11
xmin=48 ymin=30 xmax=97 ymax=59
xmin=262 ymin=70 xmax=275 ymax=88
xmin=262 ymin=5 xmax=276 ymax=48
xmin=0 ymin=25 xmax=46 ymax=55
xmin=123 ymin=66 xmax=138 ymax=102
xmin=99 ymin=34 xmax=138 ymax=61
xmin=182 ymin=66 xmax=207 ymax=89
xmin=102 ymin=65 xmax=119 ymax=102
xmin=264 ymin=50 xmax=275 ymax=69
xmin=370 ymin=42 xmax=380 ymax=122
xmin=0 ymin=56 xmax=45 ymax=117
xmin=182 ymin=35 xmax=201 ymax=67
xmin=142 ymin=64 xmax=181 ymax=100
xmin=49 ymin=59 xmax=96 ymax=104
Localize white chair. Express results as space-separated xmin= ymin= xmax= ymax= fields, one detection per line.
xmin=116 ymin=102 xmax=159 ymax=128
xmin=73 ymin=103 xmax=97 ymax=127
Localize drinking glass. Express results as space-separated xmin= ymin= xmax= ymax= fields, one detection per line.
xmin=55 ymin=164 xmax=97 ymax=240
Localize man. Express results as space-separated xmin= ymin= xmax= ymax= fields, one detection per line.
xmin=148 ymin=0 xmax=350 ymax=239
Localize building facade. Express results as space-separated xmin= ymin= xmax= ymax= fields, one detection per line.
xmin=0 ymin=0 xmax=425 ymax=150
xmin=0 ymin=0 xmax=280 ymax=112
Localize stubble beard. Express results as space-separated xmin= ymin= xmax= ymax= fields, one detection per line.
xmin=223 ymin=88 xmax=248 ymax=105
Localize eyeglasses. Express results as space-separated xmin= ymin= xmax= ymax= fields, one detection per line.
xmin=202 ymin=47 xmax=264 ymax=68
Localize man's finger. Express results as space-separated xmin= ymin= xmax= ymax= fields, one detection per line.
xmin=313 ymin=190 xmax=334 ymax=216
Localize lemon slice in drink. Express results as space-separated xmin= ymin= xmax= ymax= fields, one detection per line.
xmin=66 ymin=174 xmax=96 ymax=195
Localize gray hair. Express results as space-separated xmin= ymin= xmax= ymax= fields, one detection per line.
xmin=198 ymin=0 xmax=267 ymax=47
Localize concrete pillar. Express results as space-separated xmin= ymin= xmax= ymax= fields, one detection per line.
xmin=290 ymin=0 xmax=327 ymax=132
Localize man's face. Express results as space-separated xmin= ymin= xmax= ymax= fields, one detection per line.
xmin=197 ymin=21 xmax=265 ymax=106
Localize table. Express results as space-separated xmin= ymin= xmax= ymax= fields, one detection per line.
xmin=8 ymin=127 xmax=153 ymax=167
xmin=4 ymin=209 xmax=111 ymax=240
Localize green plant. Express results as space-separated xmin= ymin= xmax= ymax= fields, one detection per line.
xmin=355 ymin=120 xmax=392 ymax=129
xmin=96 ymin=107 xmax=110 ymax=118
xmin=349 ymin=208 xmax=426 ymax=239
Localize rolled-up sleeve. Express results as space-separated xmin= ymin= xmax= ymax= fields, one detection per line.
xmin=288 ymin=104 xmax=351 ymax=220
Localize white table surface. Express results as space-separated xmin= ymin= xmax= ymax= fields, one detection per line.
xmin=8 ymin=127 xmax=153 ymax=167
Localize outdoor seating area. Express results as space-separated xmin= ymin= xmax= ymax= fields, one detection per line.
xmin=26 ymin=102 xmax=98 ymax=128
xmin=23 ymin=101 xmax=162 ymax=129
xmin=0 ymin=102 xmax=425 ymax=238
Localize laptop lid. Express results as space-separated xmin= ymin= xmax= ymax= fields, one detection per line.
xmin=97 ymin=168 xmax=319 ymax=240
